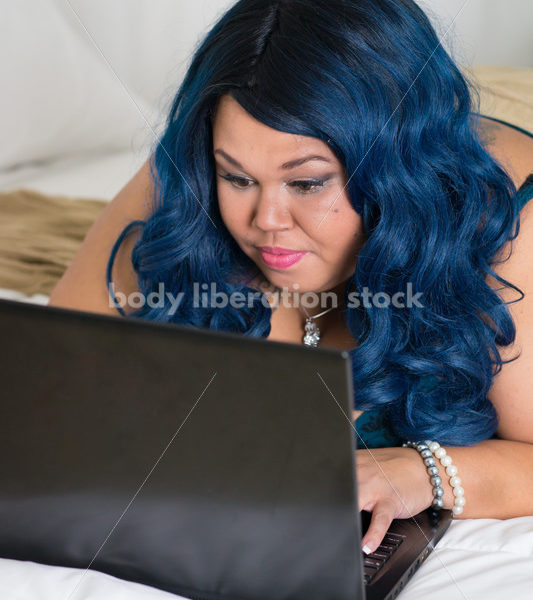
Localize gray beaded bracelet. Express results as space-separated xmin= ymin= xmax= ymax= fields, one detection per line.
xmin=402 ymin=440 xmax=445 ymax=510
xmin=425 ymin=441 xmax=465 ymax=516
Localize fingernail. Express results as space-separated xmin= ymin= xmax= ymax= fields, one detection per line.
xmin=362 ymin=544 xmax=373 ymax=555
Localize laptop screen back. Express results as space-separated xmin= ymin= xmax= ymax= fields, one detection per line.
xmin=0 ymin=299 xmax=364 ymax=600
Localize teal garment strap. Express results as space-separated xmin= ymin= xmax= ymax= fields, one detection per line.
xmin=518 ymin=174 xmax=533 ymax=211
xmin=475 ymin=113 xmax=533 ymax=140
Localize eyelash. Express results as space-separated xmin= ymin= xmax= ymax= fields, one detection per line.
xmin=217 ymin=173 xmax=326 ymax=195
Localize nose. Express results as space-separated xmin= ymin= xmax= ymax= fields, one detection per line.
xmin=251 ymin=188 xmax=294 ymax=232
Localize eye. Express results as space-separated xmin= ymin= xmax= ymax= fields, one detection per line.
xmin=217 ymin=173 xmax=253 ymax=189
xmin=289 ymin=179 xmax=326 ymax=194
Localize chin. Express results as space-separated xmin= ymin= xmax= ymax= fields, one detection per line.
xmin=264 ymin=272 xmax=326 ymax=294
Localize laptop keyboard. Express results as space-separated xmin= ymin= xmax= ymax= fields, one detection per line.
xmin=363 ymin=532 xmax=405 ymax=585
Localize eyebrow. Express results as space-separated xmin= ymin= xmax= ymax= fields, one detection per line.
xmin=214 ymin=149 xmax=332 ymax=171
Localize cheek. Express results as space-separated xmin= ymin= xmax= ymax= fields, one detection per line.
xmin=217 ymin=189 xmax=247 ymax=236
xmin=324 ymin=216 xmax=363 ymax=278
xmin=314 ymin=201 xmax=364 ymax=258
xmin=329 ymin=228 xmax=362 ymax=272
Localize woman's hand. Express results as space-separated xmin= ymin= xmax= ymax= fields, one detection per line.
xmin=355 ymin=447 xmax=434 ymax=554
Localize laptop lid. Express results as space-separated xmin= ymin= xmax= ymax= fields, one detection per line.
xmin=0 ymin=298 xmax=365 ymax=600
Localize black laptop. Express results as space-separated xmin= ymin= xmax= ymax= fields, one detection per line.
xmin=0 ymin=298 xmax=451 ymax=600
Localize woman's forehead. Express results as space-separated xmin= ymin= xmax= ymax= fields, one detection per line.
xmin=212 ymin=95 xmax=337 ymax=164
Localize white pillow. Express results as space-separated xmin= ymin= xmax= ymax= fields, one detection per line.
xmin=0 ymin=0 xmax=154 ymax=171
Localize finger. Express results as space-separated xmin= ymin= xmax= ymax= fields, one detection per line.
xmin=354 ymin=451 xmax=377 ymax=513
xmin=357 ymin=486 xmax=375 ymax=514
xmin=361 ymin=499 xmax=396 ymax=555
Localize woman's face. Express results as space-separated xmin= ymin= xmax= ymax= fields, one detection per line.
xmin=212 ymin=94 xmax=365 ymax=294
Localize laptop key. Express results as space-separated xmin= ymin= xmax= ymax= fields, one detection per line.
xmin=384 ymin=533 xmax=405 ymax=545
xmin=377 ymin=543 xmax=396 ymax=553
xmin=363 ymin=558 xmax=383 ymax=569
xmin=368 ymin=551 xmax=389 ymax=561
xmin=383 ymin=538 xmax=401 ymax=547
xmin=382 ymin=538 xmax=401 ymax=549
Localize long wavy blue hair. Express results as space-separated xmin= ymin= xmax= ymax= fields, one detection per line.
xmin=107 ymin=0 xmax=524 ymax=446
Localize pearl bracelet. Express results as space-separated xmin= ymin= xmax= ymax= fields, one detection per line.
xmin=402 ymin=441 xmax=445 ymax=510
xmin=425 ymin=441 xmax=465 ymax=516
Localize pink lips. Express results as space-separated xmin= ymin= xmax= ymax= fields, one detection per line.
xmin=258 ymin=247 xmax=308 ymax=270
xmin=259 ymin=246 xmax=301 ymax=255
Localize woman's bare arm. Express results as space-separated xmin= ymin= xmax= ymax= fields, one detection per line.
xmin=48 ymin=157 xmax=155 ymax=315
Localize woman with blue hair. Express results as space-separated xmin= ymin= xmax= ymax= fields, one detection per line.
xmin=49 ymin=0 xmax=533 ymax=555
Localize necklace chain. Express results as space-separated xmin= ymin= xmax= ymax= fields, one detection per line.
xmin=300 ymin=305 xmax=337 ymax=320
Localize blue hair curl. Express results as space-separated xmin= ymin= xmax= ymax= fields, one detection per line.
xmin=107 ymin=0 xmax=524 ymax=446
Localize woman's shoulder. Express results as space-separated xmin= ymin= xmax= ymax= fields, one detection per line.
xmin=477 ymin=116 xmax=533 ymax=191
xmin=48 ymin=157 xmax=155 ymax=315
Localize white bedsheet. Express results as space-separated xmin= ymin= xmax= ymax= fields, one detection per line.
xmin=0 ymin=289 xmax=50 ymax=305
xmin=1 ymin=516 xmax=532 ymax=600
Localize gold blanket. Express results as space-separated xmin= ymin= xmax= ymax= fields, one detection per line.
xmin=0 ymin=189 xmax=106 ymax=296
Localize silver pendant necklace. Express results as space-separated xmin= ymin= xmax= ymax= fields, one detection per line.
xmin=301 ymin=305 xmax=338 ymax=347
